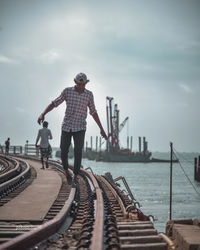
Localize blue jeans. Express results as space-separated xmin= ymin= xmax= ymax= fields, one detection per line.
xmin=60 ymin=130 xmax=85 ymax=175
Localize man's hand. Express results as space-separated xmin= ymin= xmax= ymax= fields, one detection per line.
xmin=37 ymin=103 xmax=55 ymax=125
xmin=37 ymin=113 xmax=45 ymax=125
xmin=100 ymin=129 xmax=108 ymax=140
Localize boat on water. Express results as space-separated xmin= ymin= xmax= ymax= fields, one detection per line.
xmin=84 ymin=147 xmax=178 ymax=163
xmin=84 ymin=96 xmax=178 ymax=163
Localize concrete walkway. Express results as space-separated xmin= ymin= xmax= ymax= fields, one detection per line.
xmin=0 ymin=159 xmax=62 ymax=222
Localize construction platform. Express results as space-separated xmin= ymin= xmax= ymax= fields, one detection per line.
xmin=0 ymin=159 xmax=62 ymax=222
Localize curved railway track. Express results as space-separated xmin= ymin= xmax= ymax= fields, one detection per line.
xmin=0 ymin=154 xmax=169 ymax=250
xmin=0 ymin=155 xmax=31 ymax=202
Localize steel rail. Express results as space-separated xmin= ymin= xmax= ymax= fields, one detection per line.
xmin=99 ymin=175 xmax=128 ymax=217
xmin=81 ymin=169 xmax=104 ymax=250
xmin=0 ymin=180 xmax=76 ymax=250
xmin=0 ymin=158 xmax=30 ymax=195
xmin=0 ymin=156 xmax=20 ymax=183
xmin=0 ymin=159 xmax=9 ymax=175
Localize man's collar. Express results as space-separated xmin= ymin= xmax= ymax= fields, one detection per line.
xmin=74 ymin=85 xmax=86 ymax=94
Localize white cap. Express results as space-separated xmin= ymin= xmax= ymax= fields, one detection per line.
xmin=74 ymin=72 xmax=90 ymax=84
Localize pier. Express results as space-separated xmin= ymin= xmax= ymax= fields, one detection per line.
xmin=0 ymin=150 xmax=168 ymax=249
xmin=0 ymin=147 xmax=199 ymax=249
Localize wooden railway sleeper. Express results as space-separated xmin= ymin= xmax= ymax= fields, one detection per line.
xmin=106 ymin=235 xmax=120 ymax=245
xmin=106 ymin=223 xmax=118 ymax=231
xmin=78 ymin=231 xmax=92 ymax=242
xmin=107 ymin=243 xmax=121 ymax=250
xmin=81 ymin=222 xmax=94 ymax=231
xmin=106 ymin=227 xmax=119 ymax=238
xmin=105 ymin=215 xmax=117 ymax=224
xmin=82 ymin=217 xmax=94 ymax=225
xmin=76 ymin=238 xmax=91 ymax=249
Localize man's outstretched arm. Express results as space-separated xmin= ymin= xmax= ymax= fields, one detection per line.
xmin=37 ymin=102 xmax=55 ymax=125
xmin=92 ymin=112 xmax=108 ymax=140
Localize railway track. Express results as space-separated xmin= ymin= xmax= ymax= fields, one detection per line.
xmin=0 ymin=155 xmax=169 ymax=249
xmin=0 ymin=155 xmax=31 ymax=203
xmin=0 ymin=156 xmax=10 ymax=174
xmin=0 ymin=155 xmax=20 ymax=182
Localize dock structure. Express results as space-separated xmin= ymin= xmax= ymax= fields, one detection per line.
xmin=1 ymin=144 xmax=40 ymax=156
xmin=166 ymin=219 xmax=200 ymax=250
xmin=0 ymin=146 xmax=23 ymax=154
xmin=0 ymin=154 xmax=169 ymax=250
xmin=0 ymin=150 xmax=199 ymax=249
xmin=194 ymin=156 xmax=200 ymax=182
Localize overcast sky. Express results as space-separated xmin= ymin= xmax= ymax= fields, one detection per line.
xmin=0 ymin=0 xmax=200 ymax=152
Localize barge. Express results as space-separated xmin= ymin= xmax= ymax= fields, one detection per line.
xmin=85 ymin=97 xmax=178 ymax=163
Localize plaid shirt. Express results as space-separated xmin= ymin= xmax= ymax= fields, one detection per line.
xmin=52 ymin=87 xmax=97 ymax=132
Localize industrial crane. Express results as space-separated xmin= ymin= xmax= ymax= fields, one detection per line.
xmin=119 ymin=116 xmax=129 ymax=133
xmin=106 ymin=97 xmax=129 ymax=152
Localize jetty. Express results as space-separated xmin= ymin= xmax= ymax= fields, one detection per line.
xmin=0 ymin=145 xmax=199 ymax=249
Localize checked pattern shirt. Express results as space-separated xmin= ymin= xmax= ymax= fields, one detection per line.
xmin=52 ymin=87 xmax=97 ymax=132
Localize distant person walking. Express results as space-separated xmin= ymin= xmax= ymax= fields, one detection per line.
xmin=35 ymin=121 xmax=53 ymax=169
xmin=5 ymin=138 xmax=10 ymax=154
xmin=0 ymin=142 xmax=3 ymax=153
xmin=37 ymin=72 xmax=107 ymax=185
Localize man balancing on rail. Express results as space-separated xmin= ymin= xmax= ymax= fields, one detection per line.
xmin=37 ymin=72 xmax=107 ymax=185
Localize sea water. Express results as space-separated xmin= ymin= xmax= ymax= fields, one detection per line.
xmin=54 ymin=151 xmax=200 ymax=233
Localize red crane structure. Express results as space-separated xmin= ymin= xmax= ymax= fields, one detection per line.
xmin=106 ymin=97 xmax=129 ymax=152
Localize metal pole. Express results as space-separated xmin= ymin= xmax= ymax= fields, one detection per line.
xmin=106 ymin=105 xmax=110 ymax=141
xmin=143 ymin=137 xmax=146 ymax=152
xmin=169 ymin=142 xmax=173 ymax=220
xmin=96 ymin=136 xmax=98 ymax=152
xmin=109 ymin=99 xmax=114 ymax=147
xmin=99 ymin=137 xmax=101 ymax=152
xmin=127 ymin=136 xmax=129 ymax=149
xmin=130 ymin=136 xmax=133 ymax=152
xmin=90 ymin=136 xmax=93 ymax=151
xmin=139 ymin=137 xmax=141 ymax=152
xmin=194 ymin=157 xmax=197 ymax=181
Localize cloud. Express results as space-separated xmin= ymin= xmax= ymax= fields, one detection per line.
xmin=0 ymin=54 xmax=19 ymax=64
xmin=39 ymin=49 xmax=62 ymax=64
xmin=15 ymin=107 xmax=26 ymax=113
xmin=179 ymin=83 xmax=193 ymax=94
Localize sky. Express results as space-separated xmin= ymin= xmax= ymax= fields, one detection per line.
xmin=0 ymin=0 xmax=200 ymax=152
